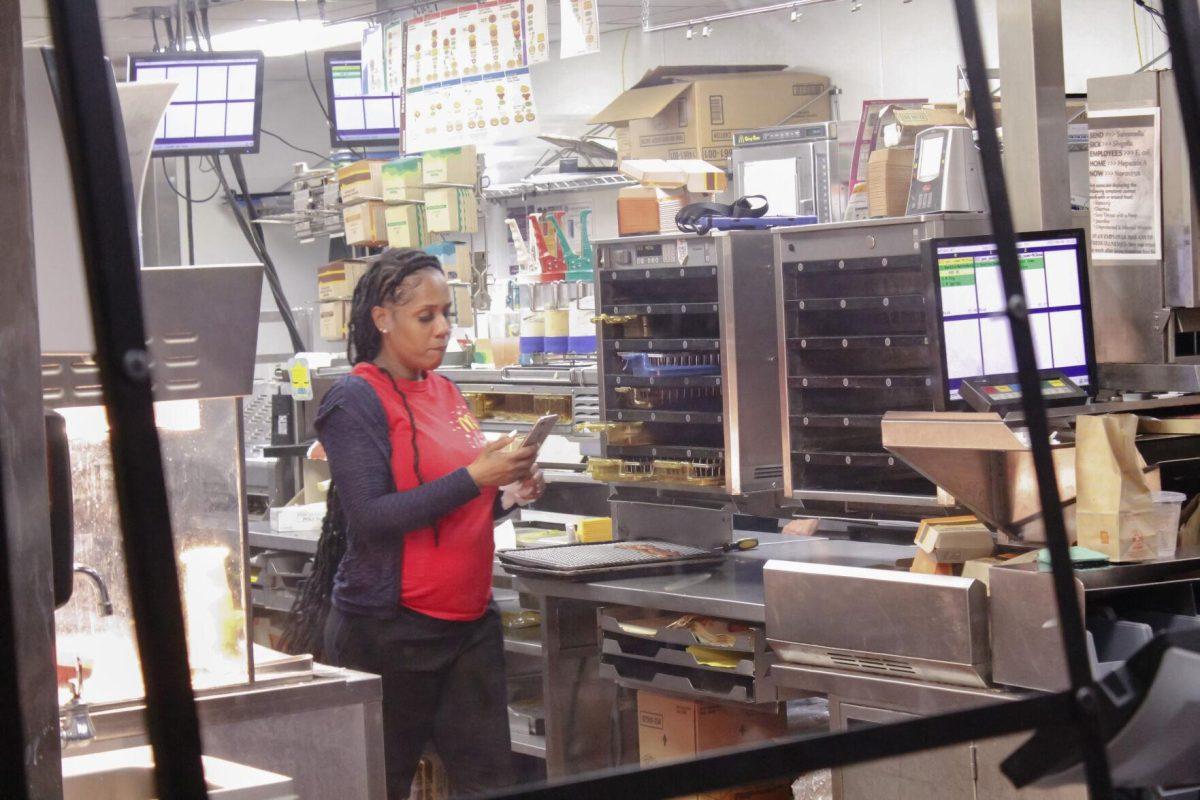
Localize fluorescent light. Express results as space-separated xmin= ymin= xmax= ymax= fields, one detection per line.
xmin=209 ymin=19 xmax=367 ymax=57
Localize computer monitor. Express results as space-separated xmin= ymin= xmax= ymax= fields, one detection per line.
xmin=927 ymin=229 xmax=1096 ymax=405
xmin=127 ymin=51 xmax=265 ymax=156
xmin=324 ymin=51 xmax=402 ymax=149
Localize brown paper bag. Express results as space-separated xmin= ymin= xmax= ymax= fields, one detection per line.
xmin=1076 ymin=414 xmax=1158 ymax=561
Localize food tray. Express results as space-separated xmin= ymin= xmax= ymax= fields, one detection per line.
xmin=619 ymin=352 xmax=721 ymax=378
xmin=498 ymin=540 xmax=723 ymax=581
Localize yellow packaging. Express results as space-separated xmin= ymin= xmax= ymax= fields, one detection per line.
xmin=319 ymin=301 xmax=348 ymax=341
xmin=385 ymin=203 xmax=427 ymax=248
xmin=575 ymin=517 xmax=613 ymax=543
xmin=342 ymin=201 xmax=389 ymax=246
xmin=336 ymin=159 xmax=387 ymax=204
xmin=424 ymin=188 xmax=478 ymax=233
xmin=381 ymin=156 xmax=425 ymax=202
xmin=421 ymin=145 xmax=478 ymax=186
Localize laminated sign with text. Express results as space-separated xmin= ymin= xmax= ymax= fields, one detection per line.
xmin=1088 ymin=107 xmax=1161 ymax=261
xmin=404 ymin=0 xmax=541 ymax=152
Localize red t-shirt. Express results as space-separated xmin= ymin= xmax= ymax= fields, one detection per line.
xmin=352 ymin=363 xmax=498 ymax=621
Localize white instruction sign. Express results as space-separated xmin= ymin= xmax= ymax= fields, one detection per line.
xmin=1088 ymin=107 xmax=1161 ymax=261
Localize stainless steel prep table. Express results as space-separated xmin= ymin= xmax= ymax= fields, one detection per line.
xmin=508 ymin=538 xmax=919 ymax=777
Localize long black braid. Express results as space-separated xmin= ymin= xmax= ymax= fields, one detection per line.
xmin=279 ymin=248 xmax=445 ymax=658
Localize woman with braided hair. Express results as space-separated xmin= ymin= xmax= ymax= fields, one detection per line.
xmin=288 ymin=247 xmax=542 ymax=799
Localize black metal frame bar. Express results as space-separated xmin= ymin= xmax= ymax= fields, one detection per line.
xmin=1162 ymin=3 xmax=1200 ymax=216
xmin=0 ymin=442 xmax=30 ymax=797
xmin=43 ymin=2 xmax=208 ymax=798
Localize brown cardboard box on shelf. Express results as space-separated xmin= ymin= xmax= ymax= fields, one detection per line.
xmin=877 ymin=106 xmax=970 ymax=148
xmin=342 ymin=201 xmax=389 ymax=246
xmin=336 ymin=159 xmax=387 ymax=204
xmin=590 ymin=65 xmax=831 ymax=165
xmin=424 ymin=188 xmax=478 ymax=233
xmin=421 ymin=145 xmax=478 ymax=187
xmin=617 ymin=186 xmax=692 ymax=236
xmin=319 ymin=300 xmax=348 ymax=341
xmin=867 ymin=146 xmax=913 ymax=218
xmin=317 ymin=259 xmax=369 ymax=301
xmin=385 ymin=203 xmax=428 ymax=248
xmin=638 ymin=691 xmax=790 ymax=800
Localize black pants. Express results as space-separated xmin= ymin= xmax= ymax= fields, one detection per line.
xmin=325 ymin=603 xmax=513 ymax=799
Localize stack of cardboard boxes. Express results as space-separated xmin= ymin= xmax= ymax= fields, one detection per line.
xmin=317 ymin=259 xmax=369 ymax=341
xmin=339 ymin=146 xmax=479 ymax=249
xmin=866 ymin=105 xmax=970 ymax=218
xmin=637 ymin=691 xmax=793 ymax=800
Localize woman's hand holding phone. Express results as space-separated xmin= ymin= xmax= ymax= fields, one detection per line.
xmin=468 ymin=434 xmax=537 ymax=487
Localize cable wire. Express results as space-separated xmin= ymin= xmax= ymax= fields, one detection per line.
xmin=292 ymin=0 xmax=365 ymax=159
xmin=161 ymin=158 xmax=220 ymax=203
xmin=209 ymin=154 xmax=307 ymax=352
xmin=261 ymin=128 xmax=333 ymax=163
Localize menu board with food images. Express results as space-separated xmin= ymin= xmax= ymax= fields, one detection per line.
xmin=559 ymin=0 xmax=599 ymax=59
xmin=524 ymin=0 xmax=550 ymax=64
xmin=404 ymin=0 xmax=541 ymax=152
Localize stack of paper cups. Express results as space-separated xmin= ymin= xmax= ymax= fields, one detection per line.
xmin=544 ymin=309 xmax=569 ymax=355
xmin=518 ymin=312 xmax=545 ymax=366
xmin=568 ymin=295 xmax=596 ymax=355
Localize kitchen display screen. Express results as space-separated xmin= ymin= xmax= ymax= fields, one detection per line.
xmin=931 ymin=231 xmax=1096 ymax=403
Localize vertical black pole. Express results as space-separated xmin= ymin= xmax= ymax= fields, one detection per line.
xmin=42 ymin=2 xmax=209 ymax=798
xmin=951 ymin=0 xmax=1114 ymax=796
xmin=0 ymin=449 xmax=30 ymax=797
xmin=1160 ymin=2 xmax=1200 ymax=214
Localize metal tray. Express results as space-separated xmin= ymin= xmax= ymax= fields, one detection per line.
xmin=497 ymin=540 xmax=723 ymax=581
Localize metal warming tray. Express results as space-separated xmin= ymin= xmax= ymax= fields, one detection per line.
xmin=497 ymin=540 xmax=723 ymax=581
xmin=773 ymin=215 xmax=990 ymax=508
xmin=763 ymin=559 xmax=991 ymax=688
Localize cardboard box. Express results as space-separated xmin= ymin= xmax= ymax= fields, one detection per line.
xmin=638 ymin=691 xmax=789 ymax=800
xmin=317 ymin=259 xmax=369 ymax=301
xmin=422 ymin=145 xmax=478 ymax=186
xmin=319 ymin=300 xmax=349 ymax=341
xmin=385 ymin=203 xmax=428 ymax=248
xmin=342 ymin=200 xmax=389 ymax=246
xmin=878 ymin=106 xmax=970 ymax=148
xmin=867 ymin=146 xmax=913 ymax=218
xmin=381 ymin=157 xmax=425 ymax=202
xmin=424 ymin=240 xmax=473 ymax=276
xmin=915 ymin=516 xmax=995 ymax=563
xmin=620 ymin=159 xmax=729 ymax=193
xmin=618 ymin=186 xmax=692 ymax=236
xmin=590 ymin=66 xmax=831 ymax=165
xmin=424 ymin=188 xmax=478 ymax=233
xmin=337 ymin=159 xmax=387 ymax=204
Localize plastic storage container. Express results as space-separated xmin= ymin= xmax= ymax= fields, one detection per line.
xmin=1151 ymin=490 xmax=1186 ymax=559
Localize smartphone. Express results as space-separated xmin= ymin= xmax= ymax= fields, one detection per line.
xmin=520 ymin=413 xmax=559 ymax=453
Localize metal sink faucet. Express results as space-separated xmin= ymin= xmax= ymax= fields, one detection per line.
xmin=73 ymin=564 xmax=114 ymax=616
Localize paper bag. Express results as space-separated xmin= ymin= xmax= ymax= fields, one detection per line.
xmin=1075 ymin=414 xmax=1157 ymax=561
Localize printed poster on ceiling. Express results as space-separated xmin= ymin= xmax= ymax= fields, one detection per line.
xmin=559 ymin=0 xmax=599 ymax=59
xmin=384 ymin=21 xmax=406 ymax=95
xmin=361 ymin=25 xmax=387 ymax=95
xmin=404 ymin=0 xmax=541 ymax=153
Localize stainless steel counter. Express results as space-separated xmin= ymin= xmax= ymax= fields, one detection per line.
xmin=514 ymin=538 xmax=916 ymax=623
xmin=68 ymin=666 xmax=385 ymax=799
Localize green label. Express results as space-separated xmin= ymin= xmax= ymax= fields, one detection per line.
xmin=939 ymin=257 xmax=975 ymax=288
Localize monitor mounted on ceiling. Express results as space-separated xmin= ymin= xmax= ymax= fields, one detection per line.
xmin=127 ymin=50 xmax=265 ymax=157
